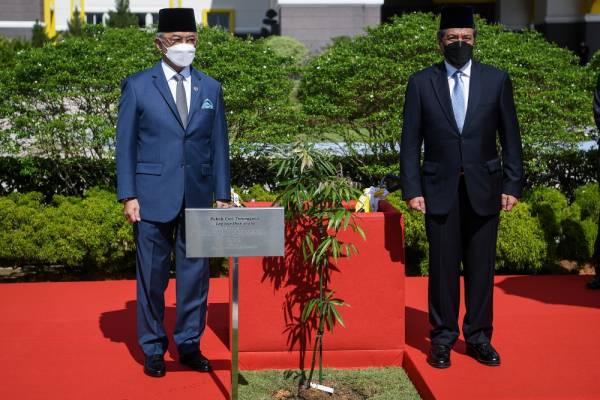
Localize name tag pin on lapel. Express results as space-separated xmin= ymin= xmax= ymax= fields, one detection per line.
xmin=193 ymin=86 xmax=199 ymax=92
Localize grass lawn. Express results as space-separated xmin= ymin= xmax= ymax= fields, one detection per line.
xmin=238 ymin=367 xmax=421 ymax=400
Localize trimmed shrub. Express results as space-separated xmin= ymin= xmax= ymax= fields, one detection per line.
xmin=0 ymin=189 xmax=229 ymax=276
xmin=236 ymin=184 xmax=278 ymax=202
xmin=0 ymin=149 xmax=596 ymax=201
xmin=385 ymin=191 xmax=428 ymax=275
xmin=0 ymin=185 xmax=592 ymax=275
xmin=263 ymin=35 xmax=309 ymax=65
xmin=557 ymin=204 xmax=596 ymax=262
xmin=387 ymin=194 xmax=548 ymax=274
xmin=523 ymin=149 xmax=598 ymax=201
xmin=496 ymin=202 xmax=547 ymax=272
xmin=523 ymin=186 xmax=568 ymax=257
xmin=0 ymin=188 xmax=133 ymax=271
xmin=0 ymin=36 xmax=29 ymax=66
xmin=553 ymin=184 xmax=600 ymax=262
xmin=524 ymin=184 xmax=600 ymax=265
xmin=0 ymin=157 xmax=115 ymax=198
xmin=573 ymin=183 xmax=600 ymax=221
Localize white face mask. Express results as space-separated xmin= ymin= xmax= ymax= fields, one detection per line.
xmin=162 ymin=42 xmax=196 ymax=68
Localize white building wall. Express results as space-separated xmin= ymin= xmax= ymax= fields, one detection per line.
xmin=534 ymin=0 xmax=585 ymax=24
xmin=182 ymin=0 xmax=271 ymax=34
xmin=277 ymin=0 xmax=383 ymax=52
xmin=497 ymin=0 xmax=533 ymax=29
xmin=52 ymin=0 xmax=271 ymax=34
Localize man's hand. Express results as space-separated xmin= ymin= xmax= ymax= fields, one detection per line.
xmin=407 ymin=196 xmax=426 ymax=214
xmin=501 ymin=194 xmax=518 ymax=212
xmin=216 ymin=200 xmax=231 ymax=209
xmin=123 ymin=198 xmax=141 ymax=223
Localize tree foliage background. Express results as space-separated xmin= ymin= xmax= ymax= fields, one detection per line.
xmin=299 ymin=13 xmax=595 ymax=160
xmin=106 ymin=0 xmax=138 ymax=28
xmin=0 ymin=25 xmax=300 ymax=163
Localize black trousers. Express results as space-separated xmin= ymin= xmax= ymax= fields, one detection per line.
xmin=592 ymin=212 xmax=600 ymax=274
xmin=425 ymin=177 xmax=499 ymax=346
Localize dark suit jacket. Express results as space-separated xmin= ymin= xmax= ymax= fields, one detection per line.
xmin=593 ymin=75 xmax=600 ymax=180
xmin=400 ymin=61 xmax=523 ymax=216
xmin=116 ymin=62 xmax=231 ymax=223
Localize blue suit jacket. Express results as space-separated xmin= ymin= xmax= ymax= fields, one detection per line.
xmin=116 ymin=62 xmax=231 ymax=223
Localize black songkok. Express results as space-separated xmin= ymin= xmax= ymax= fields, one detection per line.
xmin=439 ymin=6 xmax=475 ymax=30
xmin=157 ymin=8 xmax=196 ymax=32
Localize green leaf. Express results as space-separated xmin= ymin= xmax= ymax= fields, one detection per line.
xmin=330 ymin=303 xmax=346 ymax=328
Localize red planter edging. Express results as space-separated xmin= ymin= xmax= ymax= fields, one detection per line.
xmin=230 ymin=201 xmax=406 ymax=370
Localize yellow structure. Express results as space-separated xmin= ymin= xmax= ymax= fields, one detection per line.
xmin=70 ymin=0 xmax=86 ymax=19
xmin=202 ymin=8 xmax=235 ymax=33
xmin=43 ymin=0 xmax=56 ymax=37
xmin=44 ymin=0 xmax=85 ymax=37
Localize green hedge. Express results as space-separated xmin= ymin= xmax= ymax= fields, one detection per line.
xmin=0 ymin=188 xmax=229 ymax=276
xmin=496 ymin=202 xmax=547 ymax=272
xmin=1 ymin=149 xmax=596 ymax=200
xmin=386 ymin=182 xmax=599 ymax=275
xmin=1 ymin=184 xmax=597 ymax=275
xmin=0 ymin=157 xmax=116 ymax=198
xmin=0 ymin=189 xmax=133 ymax=271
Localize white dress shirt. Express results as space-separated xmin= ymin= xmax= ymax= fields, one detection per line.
xmin=445 ymin=59 xmax=471 ymax=112
xmin=161 ymin=60 xmax=191 ymax=112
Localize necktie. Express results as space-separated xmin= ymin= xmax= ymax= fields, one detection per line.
xmin=174 ymin=73 xmax=188 ymax=127
xmin=451 ymin=70 xmax=465 ymax=133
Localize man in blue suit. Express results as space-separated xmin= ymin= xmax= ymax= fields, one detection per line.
xmin=115 ymin=8 xmax=231 ymax=377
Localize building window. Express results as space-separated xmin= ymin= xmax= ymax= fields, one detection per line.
xmin=202 ymin=9 xmax=235 ymax=33
xmin=86 ymin=13 xmax=104 ymax=25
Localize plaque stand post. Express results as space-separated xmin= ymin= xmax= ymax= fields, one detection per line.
xmin=231 ymin=256 xmax=239 ymax=400
xmin=184 ymin=207 xmax=284 ymax=400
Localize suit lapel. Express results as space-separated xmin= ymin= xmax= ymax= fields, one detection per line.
xmin=430 ymin=62 xmax=460 ymax=135
xmin=186 ymin=67 xmax=203 ymax=125
xmin=151 ymin=62 xmax=185 ymax=131
xmin=462 ymin=61 xmax=481 ymax=135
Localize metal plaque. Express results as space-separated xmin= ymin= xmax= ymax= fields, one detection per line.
xmin=185 ymin=206 xmax=284 ymax=400
xmin=185 ymin=207 xmax=285 ymax=258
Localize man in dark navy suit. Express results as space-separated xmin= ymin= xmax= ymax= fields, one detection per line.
xmin=589 ymin=75 xmax=600 ymax=289
xmin=115 ymin=8 xmax=231 ymax=377
xmin=400 ymin=6 xmax=523 ymax=368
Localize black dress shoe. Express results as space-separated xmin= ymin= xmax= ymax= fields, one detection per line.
xmin=427 ymin=344 xmax=451 ymax=369
xmin=587 ymin=276 xmax=600 ymax=289
xmin=144 ymin=354 xmax=166 ymax=377
xmin=466 ymin=342 xmax=501 ymax=366
xmin=180 ymin=350 xmax=212 ymax=372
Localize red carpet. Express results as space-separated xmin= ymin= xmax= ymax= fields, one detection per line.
xmin=2 ymin=275 xmax=600 ymax=399
xmin=0 ymin=278 xmax=231 ymax=400
xmin=403 ymin=275 xmax=600 ymax=400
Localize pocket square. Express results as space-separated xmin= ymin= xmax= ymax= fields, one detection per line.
xmin=201 ymin=99 xmax=214 ymax=110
